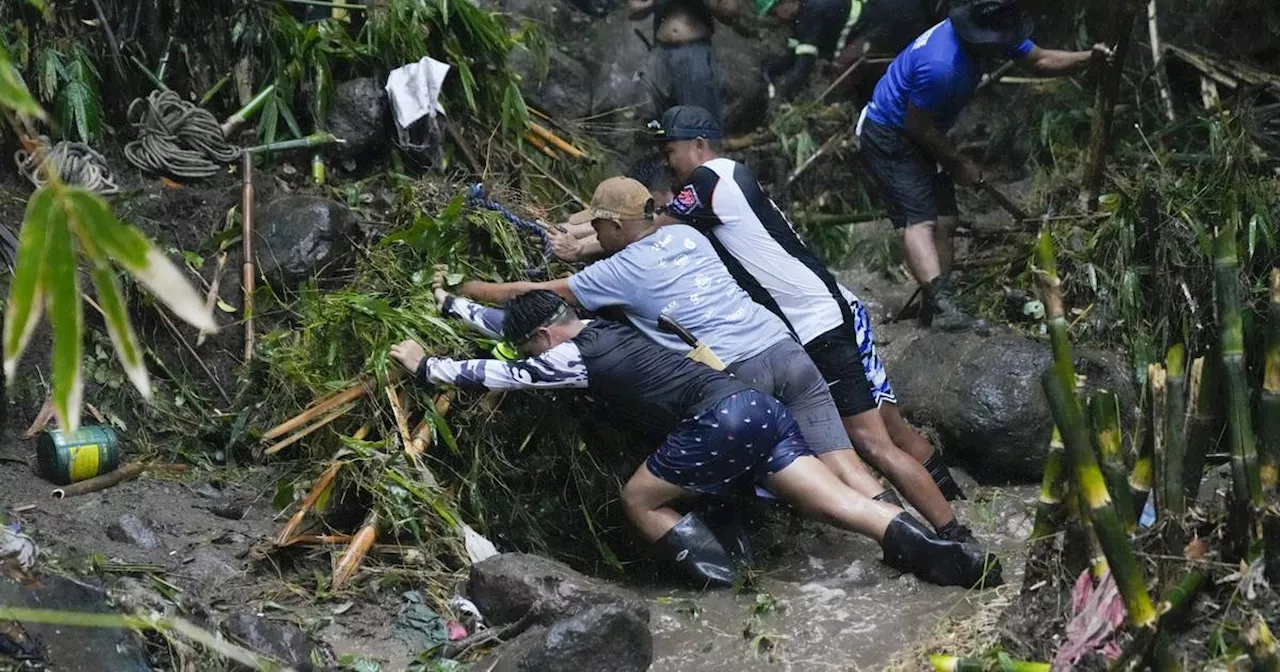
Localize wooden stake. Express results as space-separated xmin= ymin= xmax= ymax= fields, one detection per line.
xmin=242 ymin=152 xmax=256 ymax=363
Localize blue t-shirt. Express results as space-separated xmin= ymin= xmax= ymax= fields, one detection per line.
xmin=567 ymin=225 xmax=792 ymax=366
xmin=865 ymin=19 xmax=1034 ymax=131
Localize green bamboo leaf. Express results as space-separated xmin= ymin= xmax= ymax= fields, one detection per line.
xmin=0 ymin=43 xmax=46 ymax=119
xmin=84 ymin=244 xmax=151 ymax=400
xmin=66 ymin=190 xmax=217 ymax=332
xmin=46 ymin=211 xmax=83 ymax=432
xmin=3 ymin=187 xmax=56 ymax=381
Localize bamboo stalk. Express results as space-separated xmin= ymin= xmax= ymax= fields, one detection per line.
xmin=1090 ymin=391 xmax=1137 ymax=532
xmin=263 ymin=403 xmax=355 ymax=456
xmin=1030 ymin=426 xmax=1068 ymax=542
xmin=1162 ymin=344 xmax=1188 ymax=520
xmin=1083 ymin=0 xmax=1142 ymax=208
xmin=50 ymin=462 xmax=187 ymax=498
xmin=523 ymin=133 xmax=559 ymax=160
xmin=1146 ymin=0 xmax=1176 ymax=122
xmin=1080 ymin=487 xmax=1110 ymax=579
xmin=221 ymin=84 xmax=276 ymax=136
xmin=1262 ymin=269 xmax=1280 ymax=492
xmin=1033 ymin=232 xmax=1074 ymax=396
xmin=529 ymin=122 xmax=587 ymax=160
xmin=332 ymin=513 xmax=377 ymax=589
xmin=1133 ymin=364 xmax=1164 ymax=517
xmin=262 ymin=381 xmax=367 ymax=441
xmin=275 ymin=461 xmax=344 ymax=546
xmin=1043 ymin=372 xmax=1158 ymax=631
xmin=1215 ymin=221 xmax=1262 ymax=542
xmin=242 ymin=153 xmax=255 ymax=363
xmin=386 ymin=385 xmax=414 ymax=450
xmin=1182 ymin=356 xmax=1213 ymax=501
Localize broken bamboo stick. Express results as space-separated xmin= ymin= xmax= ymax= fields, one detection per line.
xmin=263 ymin=403 xmax=355 ymax=456
xmin=1083 ymin=0 xmax=1141 ymax=209
xmin=331 ymin=513 xmax=377 ymax=589
xmin=22 ymin=397 xmax=56 ymax=439
xmin=529 ymin=122 xmax=587 ymax=160
xmin=262 ymin=380 xmax=368 ymax=441
xmin=275 ymin=461 xmax=345 ymax=545
xmin=51 ymin=462 xmax=188 ymax=499
xmin=523 ymin=132 xmax=559 ymax=160
xmin=1146 ymin=0 xmax=1176 ymax=122
xmin=386 ymin=385 xmax=414 ymax=451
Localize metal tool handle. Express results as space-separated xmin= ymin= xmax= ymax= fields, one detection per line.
xmin=657 ymin=315 xmax=700 ymax=348
xmin=976 ymin=179 xmax=1032 ymax=225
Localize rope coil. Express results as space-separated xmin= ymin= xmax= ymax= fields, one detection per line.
xmin=124 ymin=90 xmax=241 ymax=178
xmin=14 ymin=136 xmax=120 ymax=195
xmin=466 ymin=183 xmax=553 ymax=278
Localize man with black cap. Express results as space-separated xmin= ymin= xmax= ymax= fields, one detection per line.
xmin=859 ymin=0 xmax=1112 ymax=330
xmin=391 ymin=289 xmax=999 ymax=589
xmin=651 ymin=104 xmax=978 ymax=544
xmin=756 ymin=0 xmax=937 ymax=102
xmin=629 ymin=0 xmax=742 ymax=125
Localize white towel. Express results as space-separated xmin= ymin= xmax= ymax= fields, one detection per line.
xmin=385 ymin=56 xmax=452 ymax=131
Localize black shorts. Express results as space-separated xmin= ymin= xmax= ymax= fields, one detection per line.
xmin=803 ymin=325 xmax=878 ymax=418
xmin=860 ymin=118 xmax=958 ymax=229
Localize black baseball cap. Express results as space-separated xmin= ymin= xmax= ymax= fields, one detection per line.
xmin=648 ymin=106 xmax=723 ymax=142
xmin=950 ymin=0 xmax=1034 ymax=48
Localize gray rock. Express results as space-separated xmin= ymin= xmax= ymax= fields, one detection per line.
xmin=0 ymin=575 xmax=149 ymax=671
xmin=255 ymin=196 xmax=357 ymax=289
xmin=327 ymin=78 xmax=388 ymax=157
xmin=106 ymin=514 xmax=161 ymax=550
xmin=225 ymin=613 xmax=322 ymax=670
xmin=880 ymin=329 xmax=1136 ymax=482
xmin=468 ymin=553 xmax=649 ymax=627
xmin=485 ymin=604 xmax=652 ymax=672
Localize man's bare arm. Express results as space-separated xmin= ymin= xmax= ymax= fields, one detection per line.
xmin=903 ymin=104 xmax=981 ymax=186
xmin=629 ymin=0 xmax=655 ymax=20
xmin=1020 ymin=44 xmax=1112 ymax=77
xmin=458 ymin=277 xmax=579 ymax=306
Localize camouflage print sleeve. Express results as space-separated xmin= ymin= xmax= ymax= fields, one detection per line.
xmin=443 ymin=295 xmax=506 ymax=339
xmin=417 ymin=341 xmax=589 ymax=392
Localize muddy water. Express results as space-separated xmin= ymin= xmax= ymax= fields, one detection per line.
xmin=642 ymin=480 xmax=1035 ymax=671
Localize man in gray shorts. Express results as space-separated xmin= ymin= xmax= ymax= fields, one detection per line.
xmin=454 ymin=177 xmax=893 ymax=508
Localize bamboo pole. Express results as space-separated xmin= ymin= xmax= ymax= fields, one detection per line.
xmin=275 ymin=461 xmax=344 ymax=546
xmin=529 ymin=122 xmax=587 ymax=160
xmin=1090 ymin=391 xmax=1136 ymax=532
xmin=1033 ymin=232 xmax=1074 ymax=396
xmin=1262 ymin=269 xmax=1280 ymax=492
xmin=1215 ymin=221 xmax=1262 ymax=543
xmin=332 ymin=513 xmax=377 ymax=589
xmin=241 ymin=153 xmax=255 ymax=363
xmin=1083 ymin=0 xmax=1141 ymax=208
xmin=1182 ymin=356 xmax=1213 ymax=501
xmin=928 ymin=654 xmax=1048 ymax=672
xmin=1162 ymin=345 xmax=1188 ymax=520
xmin=523 ymin=133 xmax=559 ymax=160
xmin=263 ymin=403 xmax=355 ymax=456
xmin=1245 ymin=616 xmax=1280 ymax=672
xmin=50 ymin=462 xmax=187 ymax=498
xmin=221 ymin=84 xmax=276 ymax=136
xmin=1133 ymin=364 xmax=1164 ymax=517
xmin=1043 ymin=372 xmax=1158 ymax=632
xmin=1030 ymin=426 xmax=1068 ymax=543
xmin=262 ymin=380 xmax=367 ymax=441
xmin=1146 ymin=0 xmax=1176 ymax=122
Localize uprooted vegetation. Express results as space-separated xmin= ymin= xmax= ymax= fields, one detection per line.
xmin=3 ymin=0 xmax=1280 ymax=669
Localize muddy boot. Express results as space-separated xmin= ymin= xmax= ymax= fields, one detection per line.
xmin=923 ymin=451 xmax=966 ymax=501
xmin=873 ymin=489 xmax=905 ymax=509
xmin=924 ymin=277 xmax=978 ymax=332
xmin=881 ymin=513 xmax=1002 ymax=588
xmin=656 ymin=513 xmax=740 ymax=588
xmin=935 ymin=519 xmax=978 ymax=545
xmin=697 ymin=499 xmax=754 ymax=568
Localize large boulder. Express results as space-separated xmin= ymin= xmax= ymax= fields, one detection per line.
xmin=483 ymin=604 xmax=652 ymax=672
xmin=879 ymin=329 xmax=1137 ymax=482
xmin=467 ymin=553 xmax=649 ymax=626
xmin=225 ymin=613 xmax=328 ymax=670
xmin=0 ymin=575 xmax=150 ymax=671
xmin=327 ymin=78 xmax=388 ymax=157
xmin=255 ymin=196 xmax=357 ymax=290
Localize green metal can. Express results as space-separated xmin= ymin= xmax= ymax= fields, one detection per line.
xmin=36 ymin=426 xmax=122 ymax=485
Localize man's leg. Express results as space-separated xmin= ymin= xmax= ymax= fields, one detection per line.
xmin=881 ymin=402 xmax=966 ymax=502
xmin=904 ymin=219 xmax=942 ymax=286
xmin=622 ymin=464 xmax=740 ymax=587
xmin=842 ymin=409 xmax=956 ymax=530
xmin=620 ymin=464 xmax=690 ymax=542
xmin=935 ymin=214 xmax=959 ymax=277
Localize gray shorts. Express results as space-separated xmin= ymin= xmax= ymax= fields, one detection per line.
xmin=726 ymin=339 xmax=850 ymax=454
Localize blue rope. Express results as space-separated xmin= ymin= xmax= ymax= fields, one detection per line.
xmin=466 ymin=183 xmax=553 ymax=278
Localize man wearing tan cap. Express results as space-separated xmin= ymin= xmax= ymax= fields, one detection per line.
xmin=452 ymin=177 xmax=898 ymax=506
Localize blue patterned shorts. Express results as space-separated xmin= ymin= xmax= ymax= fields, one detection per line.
xmin=647 ymin=391 xmax=813 ymax=495
xmin=850 ymin=298 xmax=898 ymax=407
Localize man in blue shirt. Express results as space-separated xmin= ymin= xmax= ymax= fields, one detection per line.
xmin=859 ymin=0 xmax=1112 ymax=330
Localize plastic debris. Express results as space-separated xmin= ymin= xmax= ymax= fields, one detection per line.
xmin=461 ymin=523 xmax=499 ymax=564
xmin=0 ymin=524 xmax=38 ymax=575
xmin=1054 ymin=569 xmax=1125 ymax=667
xmin=450 ymin=595 xmax=486 ymax=632
xmin=392 ymin=591 xmax=449 ymax=654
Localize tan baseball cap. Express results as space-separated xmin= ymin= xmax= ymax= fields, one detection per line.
xmin=566 ymin=176 xmax=655 ymax=226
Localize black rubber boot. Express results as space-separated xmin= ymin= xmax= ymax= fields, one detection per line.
xmin=697 ymin=499 xmax=754 ymax=568
xmin=923 ymin=451 xmax=966 ymax=501
xmin=935 ymin=519 xmax=978 ymax=545
xmin=873 ymin=489 xmax=905 ymax=509
xmin=881 ymin=513 xmax=1002 ymax=588
xmin=924 ymin=277 xmax=978 ymax=332
xmin=655 ymin=513 xmax=740 ymax=588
